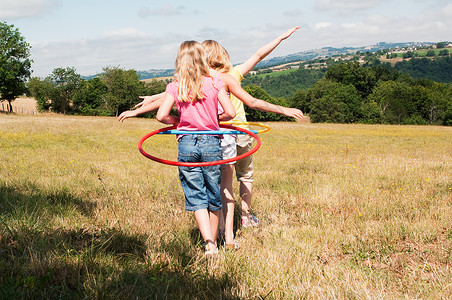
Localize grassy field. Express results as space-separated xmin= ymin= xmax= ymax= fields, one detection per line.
xmin=0 ymin=114 xmax=451 ymax=299
xmin=253 ymin=68 xmax=299 ymax=79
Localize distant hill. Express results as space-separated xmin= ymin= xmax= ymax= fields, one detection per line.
xmin=254 ymin=42 xmax=435 ymax=69
xmin=242 ymin=43 xmax=451 ymax=98
xmin=136 ymin=69 xmax=174 ymax=80
xmin=82 ymin=69 xmax=174 ymax=81
xmin=82 ymin=41 xmax=440 ymax=80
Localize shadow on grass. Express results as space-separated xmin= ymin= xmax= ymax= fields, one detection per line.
xmin=0 ymin=183 xmax=96 ymax=219
xmin=0 ymin=184 xmax=239 ymax=299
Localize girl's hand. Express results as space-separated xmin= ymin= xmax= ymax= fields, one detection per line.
xmin=118 ymin=110 xmax=137 ymax=122
xmin=283 ymin=107 xmax=304 ymax=120
xmin=133 ymin=96 xmax=152 ymax=108
xmin=280 ymin=26 xmax=301 ymax=41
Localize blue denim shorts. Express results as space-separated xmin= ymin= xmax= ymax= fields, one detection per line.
xmin=177 ymin=135 xmax=222 ymax=212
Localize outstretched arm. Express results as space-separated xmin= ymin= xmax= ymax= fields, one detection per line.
xmin=220 ymin=73 xmax=304 ymax=120
xmin=133 ymin=92 xmax=165 ymax=108
xmin=117 ymin=97 xmax=164 ymax=122
xmin=237 ymin=26 xmax=300 ymax=76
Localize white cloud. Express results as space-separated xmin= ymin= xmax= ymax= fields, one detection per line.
xmin=315 ymin=22 xmax=332 ymax=29
xmin=287 ymin=1 xmax=451 ymax=52
xmin=196 ymin=27 xmax=229 ymax=41
xmin=138 ymin=4 xmax=187 ymax=18
xmin=341 ymin=23 xmax=357 ymax=29
xmin=214 ymin=27 xmax=304 ymax=64
xmin=0 ymin=0 xmax=60 ymax=19
xmin=29 ymin=28 xmax=189 ymax=77
xmin=137 ymin=7 xmax=151 ymax=19
xmin=309 ymin=2 xmax=452 ymax=48
xmin=102 ymin=27 xmax=149 ymax=39
xmin=315 ymin=0 xmax=386 ymax=13
xmin=283 ymin=9 xmax=304 ymax=17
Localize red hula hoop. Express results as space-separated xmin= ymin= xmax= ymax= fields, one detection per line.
xmin=138 ymin=124 xmax=261 ymax=167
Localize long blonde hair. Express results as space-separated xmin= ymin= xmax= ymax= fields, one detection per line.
xmin=202 ymin=40 xmax=233 ymax=73
xmin=174 ymin=41 xmax=210 ymax=102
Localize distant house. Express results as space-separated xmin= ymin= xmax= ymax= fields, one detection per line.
xmin=334 ymin=55 xmax=354 ymax=62
xmin=304 ymin=62 xmax=327 ymax=69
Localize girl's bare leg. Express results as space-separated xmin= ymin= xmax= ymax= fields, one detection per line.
xmin=240 ymin=181 xmax=253 ymax=223
xmin=221 ymin=164 xmax=235 ymax=244
xmin=193 ymin=209 xmax=217 ymax=251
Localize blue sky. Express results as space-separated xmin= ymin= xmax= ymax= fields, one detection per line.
xmin=1 ymin=0 xmax=451 ymax=77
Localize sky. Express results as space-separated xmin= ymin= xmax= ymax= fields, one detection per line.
xmin=1 ymin=0 xmax=451 ymax=77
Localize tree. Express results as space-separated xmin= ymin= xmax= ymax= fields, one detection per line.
xmin=289 ymin=89 xmax=309 ymax=114
xmin=242 ymin=85 xmax=291 ymax=121
xmin=100 ymin=67 xmax=146 ymax=116
xmin=438 ymin=49 xmax=449 ymax=56
xmin=48 ymin=67 xmax=82 ymax=114
xmin=436 ymin=42 xmax=447 ymax=49
xmin=426 ymin=50 xmax=436 ymax=57
xmin=413 ymin=81 xmax=452 ymax=125
xmin=306 ymin=79 xmax=362 ymax=123
xmin=72 ymin=77 xmax=107 ymax=115
xmin=325 ymin=61 xmax=377 ymax=98
xmin=368 ymin=80 xmax=415 ymax=124
xmin=360 ymin=100 xmax=382 ymax=124
xmin=0 ymin=22 xmax=32 ymax=112
xmin=144 ymin=79 xmax=166 ymax=95
xmin=27 ymin=77 xmax=54 ymax=112
xmin=28 ymin=67 xmax=82 ymax=114
xmin=402 ymin=51 xmax=414 ymax=59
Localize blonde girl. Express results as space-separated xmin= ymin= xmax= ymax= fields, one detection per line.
xmin=201 ymin=27 xmax=303 ymax=248
xmin=156 ymin=41 xmax=235 ymax=257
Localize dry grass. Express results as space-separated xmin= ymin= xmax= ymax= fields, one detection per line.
xmin=0 ymin=97 xmax=38 ymax=114
xmin=0 ymin=114 xmax=451 ymax=299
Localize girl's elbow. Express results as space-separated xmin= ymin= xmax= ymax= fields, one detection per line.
xmin=245 ymin=98 xmax=259 ymax=109
xmin=222 ymin=111 xmax=235 ymax=121
xmin=248 ymin=102 xmax=258 ymax=109
xmin=156 ymin=113 xmax=165 ymax=122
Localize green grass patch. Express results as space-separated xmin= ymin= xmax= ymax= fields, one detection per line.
xmin=253 ymin=68 xmax=298 ymax=79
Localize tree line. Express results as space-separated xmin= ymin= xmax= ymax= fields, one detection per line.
xmin=393 ymin=56 xmax=452 ymax=83
xmin=27 ymin=67 xmax=166 ymax=116
xmin=283 ymin=61 xmax=452 ymax=125
xmin=17 ymin=58 xmax=452 ymax=127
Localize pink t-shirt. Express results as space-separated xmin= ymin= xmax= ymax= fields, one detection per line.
xmin=166 ymin=76 xmax=225 ymax=132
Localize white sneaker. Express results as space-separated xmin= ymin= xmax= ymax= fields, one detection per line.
xmin=205 ymin=246 xmax=219 ymax=258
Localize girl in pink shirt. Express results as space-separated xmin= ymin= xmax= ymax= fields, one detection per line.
xmin=156 ymin=41 xmax=235 ymax=257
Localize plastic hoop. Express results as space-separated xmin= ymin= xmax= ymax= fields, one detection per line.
xmin=138 ymin=124 xmax=261 ymax=167
xmin=158 ymin=129 xmax=258 ymax=135
xmin=220 ymin=121 xmax=271 ymax=134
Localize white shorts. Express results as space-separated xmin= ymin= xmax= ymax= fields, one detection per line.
xmin=220 ymin=132 xmax=237 ymax=165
